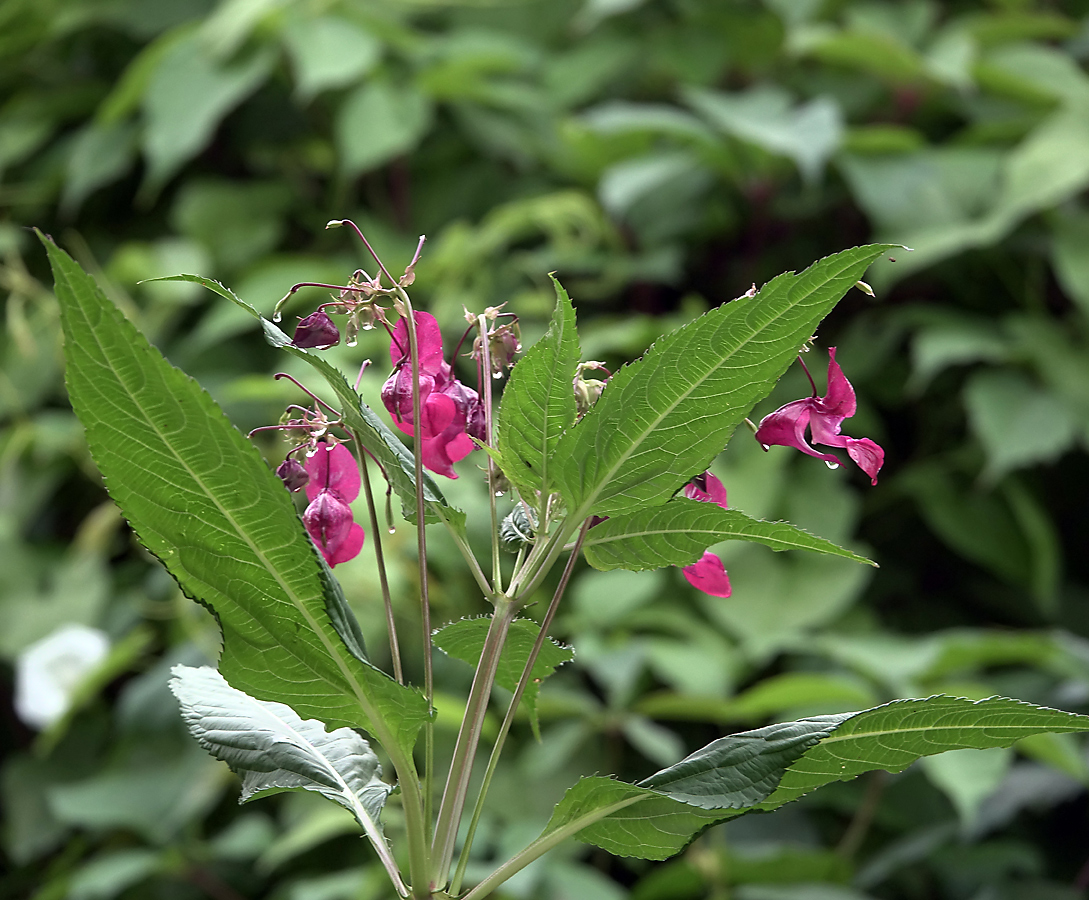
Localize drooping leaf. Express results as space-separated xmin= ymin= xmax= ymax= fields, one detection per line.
xmin=496 ymin=276 xmax=580 ymax=504
xmin=146 ymin=273 xmax=461 ymax=530
xmin=170 ymin=665 xmax=405 ymax=894
xmin=582 ymin=498 xmax=875 ymax=571
xmin=507 ymin=696 xmax=1089 ymax=867
xmin=43 ymin=236 xmax=428 ymax=762
xmin=432 ymin=617 xmax=573 ymax=735
xmin=551 ymin=245 xmax=897 ymax=520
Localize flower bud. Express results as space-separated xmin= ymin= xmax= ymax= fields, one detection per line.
xmin=293 ymin=311 xmax=340 ymax=349
xmin=277 ymin=458 xmax=309 ymax=492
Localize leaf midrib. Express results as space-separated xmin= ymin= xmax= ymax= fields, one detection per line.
xmin=570 ymin=258 xmax=860 ymax=519
xmin=62 ymin=263 xmax=378 ymax=727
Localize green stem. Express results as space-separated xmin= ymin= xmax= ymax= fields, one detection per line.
xmin=430 ymin=597 xmax=519 ymax=890
xmin=458 ymin=795 xmax=646 ymax=900
xmin=354 ymin=433 xmax=403 ymax=683
xmin=449 ymin=520 xmax=590 ymax=896
xmin=397 ymin=286 xmax=436 ymax=842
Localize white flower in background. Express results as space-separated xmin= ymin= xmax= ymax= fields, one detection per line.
xmin=15 ymin=624 xmax=110 ymax=729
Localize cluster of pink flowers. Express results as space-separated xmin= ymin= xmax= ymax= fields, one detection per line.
xmin=381 ymin=311 xmax=485 ymax=479
xmin=299 ymin=442 xmax=365 ymax=567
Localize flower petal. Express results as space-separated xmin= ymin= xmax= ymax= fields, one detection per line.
xmin=304 ymin=443 xmax=361 ymax=502
xmin=303 ymin=490 xmax=354 ymax=558
xmin=684 ymin=471 xmax=728 ymax=509
xmin=327 ymin=522 xmax=365 ymax=566
xmin=681 ymin=552 xmax=732 ymax=597
xmin=844 ymin=436 xmax=884 ymax=485
xmin=293 ymin=311 xmax=340 ymax=349
xmin=389 ymin=311 xmax=445 ymax=374
xmin=754 ymin=399 xmax=841 ymax=467
xmin=816 ymin=346 xmax=856 ymax=419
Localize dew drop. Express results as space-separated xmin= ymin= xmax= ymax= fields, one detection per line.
xmin=492 ymin=370 xmax=503 ymax=380
xmin=759 ymin=443 xmax=771 ymax=452
xmin=346 ymin=337 xmax=358 ymax=347
xmin=387 ymin=526 xmax=397 ymax=535
xmin=824 ymin=460 xmax=840 ymax=470
xmin=272 ymin=311 xmax=282 ymax=323
xmin=493 ymin=489 xmax=505 ymax=497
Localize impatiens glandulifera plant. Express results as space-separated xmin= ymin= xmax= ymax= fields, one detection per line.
xmin=40 ymin=225 xmax=1089 ymax=900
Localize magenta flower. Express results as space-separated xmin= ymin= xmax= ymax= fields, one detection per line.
xmin=277 ymin=458 xmax=309 ymax=492
xmin=302 ymin=442 xmax=364 ymax=566
xmin=754 ymin=347 xmax=884 ymax=485
xmin=382 ymin=311 xmax=485 ymax=479
xmin=680 ymin=472 xmax=732 ymax=598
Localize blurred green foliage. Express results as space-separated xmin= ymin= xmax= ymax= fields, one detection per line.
xmin=4 ymin=0 xmax=1089 ymax=898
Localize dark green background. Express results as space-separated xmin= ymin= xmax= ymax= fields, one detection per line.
xmin=3 ymin=1 xmax=1089 ymax=898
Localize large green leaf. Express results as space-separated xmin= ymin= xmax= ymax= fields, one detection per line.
xmin=495 ymin=276 xmax=580 ymax=504
xmin=43 ymin=236 xmax=428 ymax=759
xmin=500 ymin=696 xmax=1089 ymax=868
xmin=582 ymin=498 xmax=875 ymax=571
xmin=551 ymin=245 xmax=897 ymax=519
xmin=432 ymin=617 xmax=573 ymax=735
xmin=147 ymin=272 xmax=460 ymax=530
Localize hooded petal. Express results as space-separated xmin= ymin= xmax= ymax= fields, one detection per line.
xmin=682 ymin=552 xmax=732 ymax=597
xmin=303 ymin=490 xmax=354 ymax=559
xmin=304 ymin=442 xmax=361 ymax=503
xmin=844 ymin=437 xmax=884 ymax=485
xmin=293 ymin=311 xmax=340 ymax=349
xmin=814 ymin=346 xmax=856 ymax=420
xmin=327 ymin=522 xmax=365 ymax=566
xmin=754 ymin=399 xmax=841 ymax=467
xmin=684 ymin=471 xmax=728 ymax=509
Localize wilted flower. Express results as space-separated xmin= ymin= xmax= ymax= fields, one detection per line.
xmin=754 ymin=347 xmax=884 ymax=485
xmin=302 ymin=442 xmax=364 ymax=566
xmin=293 ymin=311 xmax=340 ymax=349
xmin=680 ymin=471 xmax=732 ymax=598
xmin=382 ymin=311 xmax=485 ymax=479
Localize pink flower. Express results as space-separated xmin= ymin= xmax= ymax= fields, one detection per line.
xmin=382 ymin=311 xmax=485 ymax=479
xmin=680 ymin=471 xmax=732 ymax=598
xmin=754 ymin=347 xmax=884 ymax=485
xmin=293 ymin=311 xmax=340 ymax=349
xmin=681 ymin=552 xmax=732 ymax=597
xmin=302 ymin=442 xmax=364 ymax=566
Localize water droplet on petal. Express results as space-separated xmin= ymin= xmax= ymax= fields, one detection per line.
xmin=361 ymin=322 xmax=374 ymax=331
xmin=760 ymin=443 xmax=771 ymax=452
xmin=492 ymin=370 xmax=503 ymax=380
xmin=824 ymin=460 xmax=840 ymax=470
xmin=493 ymin=489 xmax=505 ymax=497
xmin=387 ymin=526 xmax=396 ymax=535
xmin=346 ymin=337 xmax=358 ymax=347
xmin=272 ymin=312 xmax=282 ymax=323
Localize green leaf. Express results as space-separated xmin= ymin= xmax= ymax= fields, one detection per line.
xmin=147 ymin=273 xmax=461 ymax=530
xmin=518 ymin=696 xmax=1089 ymax=864
xmin=141 ymin=33 xmax=272 ymax=189
xmin=283 ymin=15 xmax=382 ymax=100
xmin=335 ymin=81 xmax=432 ymax=177
xmin=552 ymin=245 xmax=897 ymax=520
xmin=582 ymin=498 xmax=875 ymax=571
xmin=432 ymin=617 xmax=573 ymax=735
xmin=42 ymin=235 xmax=428 ymax=762
xmin=496 ymin=276 xmax=580 ymax=503
xmin=169 ymin=665 xmax=403 ymax=890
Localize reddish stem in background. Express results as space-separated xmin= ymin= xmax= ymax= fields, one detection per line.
xmin=797 ymin=354 xmax=819 ymax=397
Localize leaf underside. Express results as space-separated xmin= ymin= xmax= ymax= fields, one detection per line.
xmin=537 ymin=695 xmax=1089 ymax=861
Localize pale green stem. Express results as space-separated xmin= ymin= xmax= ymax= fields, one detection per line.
xmin=397 ymin=286 xmax=436 ymax=843
xmin=430 ymin=597 xmax=519 ymax=890
xmin=353 ymin=433 xmax=403 ymax=683
xmin=477 ymin=313 xmax=503 ymax=595
xmin=449 ymin=520 xmax=590 ymax=896
xmin=458 ymin=796 xmax=646 ymax=900
xmin=435 ymin=506 xmax=493 ymax=597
